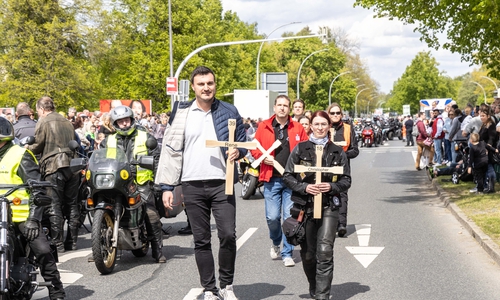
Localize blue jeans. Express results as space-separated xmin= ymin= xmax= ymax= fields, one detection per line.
xmin=263 ymin=177 xmax=293 ymax=258
xmin=433 ymin=138 xmax=443 ymax=164
xmin=444 ymin=139 xmax=451 ymax=162
xmin=484 ymin=164 xmax=496 ymax=191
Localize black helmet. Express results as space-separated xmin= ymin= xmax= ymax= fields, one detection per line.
xmin=0 ymin=117 xmax=14 ymax=142
xmin=110 ymin=105 xmax=136 ymax=136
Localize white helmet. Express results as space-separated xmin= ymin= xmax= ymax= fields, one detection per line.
xmin=110 ymin=105 xmax=136 ymax=136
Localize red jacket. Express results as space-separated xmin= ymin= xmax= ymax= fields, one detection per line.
xmin=251 ymin=115 xmax=308 ymax=182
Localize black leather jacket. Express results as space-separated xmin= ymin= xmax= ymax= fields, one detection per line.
xmin=284 ymin=140 xmax=351 ymax=208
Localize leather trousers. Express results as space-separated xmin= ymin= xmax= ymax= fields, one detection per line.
xmin=300 ymin=208 xmax=339 ymax=300
xmin=44 ymin=167 xmax=79 ymax=248
xmin=138 ymin=184 xmax=163 ymax=259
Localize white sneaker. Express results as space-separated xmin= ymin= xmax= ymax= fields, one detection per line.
xmin=283 ymin=257 xmax=295 ymax=267
xmin=469 ymin=187 xmax=478 ymax=193
xmin=270 ymin=245 xmax=280 ymax=259
xmin=204 ymin=291 xmax=220 ymax=300
xmin=219 ymin=285 xmax=238 ymax=300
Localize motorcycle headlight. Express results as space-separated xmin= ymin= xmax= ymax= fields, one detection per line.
xmin=95 ymin=174 xmax=115 ymax=188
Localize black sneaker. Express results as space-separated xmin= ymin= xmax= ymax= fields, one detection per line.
xmin=178 ymin=226 xmax=192 ymax=235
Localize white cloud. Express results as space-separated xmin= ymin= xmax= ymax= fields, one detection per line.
xmin=220 ymin=0 xmax=475 ymax=93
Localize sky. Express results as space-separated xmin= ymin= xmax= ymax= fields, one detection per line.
xmin=220 ymin=0 xmax=476 ymax=94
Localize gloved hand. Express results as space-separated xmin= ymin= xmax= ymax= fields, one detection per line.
xmin=24 ymin=219 xmax=40 ymax=242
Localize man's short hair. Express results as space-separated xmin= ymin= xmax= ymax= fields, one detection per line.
xmin=293 ymin=98 xmax=305 ymax=109
xmin=15 ymin=102 xmax=31 ymax=116
xmin=274 ymin=94 xmax=291 ymax=105
xmin=190 ymin=66 xmax=216 ymax=84
xmin=36 ymin=96 xmax=55 ymax=112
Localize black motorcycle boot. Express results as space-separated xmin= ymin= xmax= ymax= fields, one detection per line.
xmin=151 ymin=240 xmax=166 ymax=263
xmin=49 ymin=216 xmax=65 ymax=253
xmin=65 ymin=225 xmax=78 ymax=251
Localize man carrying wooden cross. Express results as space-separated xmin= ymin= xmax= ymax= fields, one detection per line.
xmin=283 ymin=110 xmax=351 ymax=300
xmin=156 ymin=66 xmax=246 ymax=300
xmin=250 ymin=94 xmax=308 ymax=267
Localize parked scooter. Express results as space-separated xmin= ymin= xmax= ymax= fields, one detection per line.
xmin=0 ymin=180 xmax=55 ymax=300
xmin=69 ymin=139 xmax=157 ymax=274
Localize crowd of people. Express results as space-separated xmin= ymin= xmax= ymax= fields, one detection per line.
xmin=414 ymin=100 xmax=500 ymax=194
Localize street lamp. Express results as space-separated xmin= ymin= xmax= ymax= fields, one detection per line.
xmin=174 ymin=33 xmax=326 ymax=80
xmin=328 ymin=71 xmax=351 ymax=106
xmin=354 ymin=88 xmax=370 ymax=118
xmin=471 ymin=81 xmax=487 ymax=104
xmin=481 ymin=76 xmax=499 ymax=99
xmin=296 ymin=48 xmax=328 ymax=99
xmin=256 ymin=22 xmax=301 ymax=89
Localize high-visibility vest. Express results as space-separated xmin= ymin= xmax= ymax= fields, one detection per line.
xmin=0 ymin=145 xmax=33 ymax=222
xmin=342 ymin=124 xmax=351 ymax=152
xmin=107 ymin=131 xmax=154 ymax=185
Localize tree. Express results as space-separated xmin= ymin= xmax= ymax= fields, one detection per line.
xmin=0 ymin=0 xmax=100 ymax=110
xmin=354 ymin=0 xmax=500 ymax=78
xmin=386 ymin=51 xmax=456 ymax=114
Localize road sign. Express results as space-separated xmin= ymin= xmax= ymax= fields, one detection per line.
xmin=166 ymin=77 xmax=178 ymax=95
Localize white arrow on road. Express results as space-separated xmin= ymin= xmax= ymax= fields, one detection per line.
xmin=345 ymin=224 xmax=384 ymax=268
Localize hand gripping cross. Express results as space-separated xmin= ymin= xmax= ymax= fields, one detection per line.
xmin=250 ymin=139 xmax=285 ymax=175
xmin=293 ymin=145 xmax=343 ymax=219
xmin=206 ymin=119 xmax=257 ymax=195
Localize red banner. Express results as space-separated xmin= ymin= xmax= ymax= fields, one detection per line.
xmin=99 ymin=100 xmax=152 ymax=115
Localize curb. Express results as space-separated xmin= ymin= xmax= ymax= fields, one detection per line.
xmin=432 ymin=179 xmax=500 ymax=266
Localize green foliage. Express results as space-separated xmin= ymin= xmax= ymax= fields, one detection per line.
xmin=0 ymin=0 xmax=100 ymax=110
xmin=354 ymin=0 xmax=500 ymax=79
xmin=386 ymin=51 xmax=456 ymax=114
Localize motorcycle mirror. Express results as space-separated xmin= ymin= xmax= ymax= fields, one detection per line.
xmin=68 ymin=140 xmax=80 ymax=151
xmin=146 ymin=138 xmax=158 ymax=150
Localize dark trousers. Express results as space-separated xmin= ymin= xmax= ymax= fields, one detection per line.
xmin=473 ymin=165 xmax=488 ymax=192
xmin=17 ymin=222 xmax=65 ymax=299
xmin=300 ymin=208 xmax=339 ymax=300
xmin=44 ymin=167 xmax=80 ymax=246
xmin=406 ymin=131 xmax=414 ymax=146
xmin=338 ymin=191 xmax=348 ymax=226
xmin=182 ymin=180 xmax=237 ymax=293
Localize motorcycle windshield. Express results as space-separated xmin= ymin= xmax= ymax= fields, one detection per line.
xmin=88 ymin=147 xmax=129 ymax=172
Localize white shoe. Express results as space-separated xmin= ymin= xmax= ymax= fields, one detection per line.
xmin=270 ymin=245 xmax=280 ymax=259
xmin=469 ymin=187 xmax=478 ymax=193
xmin=283 ymin=257 xmax=295 ymax=267
xmin=219 ymin=285 xmax=238 ymax=300
xmin=204 ymin=291 xmax=220 ymax=300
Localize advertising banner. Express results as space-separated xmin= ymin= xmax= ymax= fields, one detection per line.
xmin=99 ymin=100 xmax=152 ymax=115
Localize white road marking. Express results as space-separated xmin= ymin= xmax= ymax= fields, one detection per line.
xmin=184 ymin=227 xmax=258 ymax=300
xmin=346 ymin=224 xmax=385 ymax=268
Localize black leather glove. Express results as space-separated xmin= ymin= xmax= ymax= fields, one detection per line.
xmin=24 ymin=219 xmax=40 ymax=242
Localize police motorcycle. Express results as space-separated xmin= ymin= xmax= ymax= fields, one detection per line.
xmin=69 ymin=137 xmax=157 ymax=275
xmin=238 ymin=153 xmax=262 ymax=200
xmin=0 ymin=179 xmax=55 ymax=300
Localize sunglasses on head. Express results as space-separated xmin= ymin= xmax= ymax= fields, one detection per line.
xmin=329 ymin=111 xmax=342 ymax=115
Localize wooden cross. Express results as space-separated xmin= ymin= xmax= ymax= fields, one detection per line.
xmin=293 ymin=145 xmax=343 ymax=219
xmin=251 ymin=139 xmax=285 ymax=175
xmin=206 ymin=119 xmax=257 ymax=195
xmin=330 ymin=128 xmax=347 ymax=147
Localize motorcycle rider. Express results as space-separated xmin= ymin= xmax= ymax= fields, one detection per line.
xmin=326 ymin=103 xmax=359 ymax=238
xmin=0 ymin=117 xmax=65 ymax=300
xmin=100 ymin=106 xmax=165 ymax=263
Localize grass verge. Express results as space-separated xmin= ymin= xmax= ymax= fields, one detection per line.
xmin=436 ymin=174 xmax=500 ymax=248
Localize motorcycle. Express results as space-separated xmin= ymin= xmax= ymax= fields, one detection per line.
xmin=0 ymin=180 xmax=55 ymax=300
xmin=361 ymin=125 xmax=375 ymax=147
xmin=69 ymin=139 xmax=157 ymax=275
xmin=238 ymin=154 xmax=262 ymax=200
xmin=354 ymin=124 xmax=363 ymax=145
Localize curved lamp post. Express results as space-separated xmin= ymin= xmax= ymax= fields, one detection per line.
xmin=354 ymin=88 xmax=370 ymax=117
xmin=471 ymin=81 xmax=487 ymax=104
xmin=328 ymin=71 xmax=351 ymax=106
xmin=296 ymin=48 xmax=328 ymax=99
xmin=481 ymin=76 xmax=499 ymax=99
xmin=256 ymin=22 xmax=301 ymax=89
xmin=174 ymin=34 xmax=326 ymax=80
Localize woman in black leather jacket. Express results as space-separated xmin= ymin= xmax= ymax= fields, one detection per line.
xmin=283 ymin=110 xmax=351 ymax=300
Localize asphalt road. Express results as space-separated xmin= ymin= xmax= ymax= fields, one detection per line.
xmin=33 ymin=140 xmax=500 ymax=300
